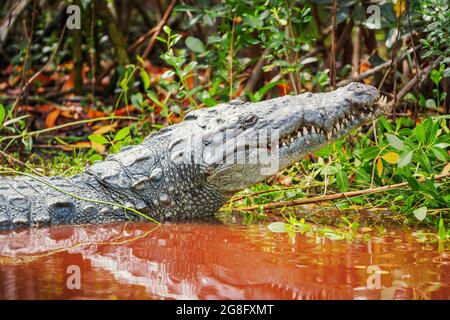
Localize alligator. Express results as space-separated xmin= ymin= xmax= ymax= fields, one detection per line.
xmin=0 ymin=82 xmax=388 ymax=228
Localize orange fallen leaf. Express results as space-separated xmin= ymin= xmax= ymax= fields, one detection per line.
xmin=91 ymin=141 xmax=106 ymax=154
xmin=45 ymin=109 xmax=61 ymax=128
xmin=93 ymin=123 xmax=117 ymax=135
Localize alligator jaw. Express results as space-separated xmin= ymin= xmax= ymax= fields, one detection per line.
xmin=276 ymin=95 xmax=388 ymax=151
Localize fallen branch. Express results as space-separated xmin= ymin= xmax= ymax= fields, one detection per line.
xmin=233 ymin=173 xmax=450 ymax=211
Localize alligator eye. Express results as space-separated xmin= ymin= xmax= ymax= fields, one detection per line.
xmin=244 ymin=115 xmax=258 ymax=127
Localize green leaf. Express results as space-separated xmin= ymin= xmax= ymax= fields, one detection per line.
xmin=90 ymin=154 xmax=103 ymax=163
xmin=438 ymin=218 xmax=446 ymax=241
xmin=414 ymin=123 xmax=425 ymax=144
xmin=147 ymin=91 xmax=163 ymax=107
xmin=114 ymin=127 xmax=130 ymax=141
xmin=430 ymin=69 xmax=443 ymax=86
xmin=361 ymin=146 xmax=380 ymax=160
xmin=268 ymin=222 xmax=288 ymax=233
xmin=413 ymin=207 xmax=427 ymax=221
xmin=425 ymin=99 xmax=436 ymax=109
xmin=131 ymin=93 xmax=144 ymax=109
xmin=88 ymin=135 xmax=109 ymax=145
xmin=385 ymin=133 xmax=404 ymax=150
xmin=336 ymin=168 xmax=349 ymax=192
xmin=431 ymin=147 xmax=448 ymax=162
xmin=0 ymin=104 xmax=5 ymax=126
xmin=398 ymin=151 xmax=413 ymax=168
xmin=185 ymin=36 xmax=205 ymax=53
xmin=140 ymin=69 xmax=151 ymax=90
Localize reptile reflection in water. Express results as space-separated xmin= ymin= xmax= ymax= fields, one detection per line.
xmin=0 ymin=221 xmax=448 ymax=300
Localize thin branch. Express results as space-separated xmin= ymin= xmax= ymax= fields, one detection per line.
xmin=141 ymin=0 xmax=177 ymax=59
xmin=337 ymin=46 xmax=419 ymax=87
xmin=329 ymin=0 xmax=337 ymax=89
xmin=233 ymin=173 xmax=450 ymax=211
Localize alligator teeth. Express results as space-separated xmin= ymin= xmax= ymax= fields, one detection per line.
xmin=327 ymin=131 xmax=332 ymax=140
xmin=282 ymin=142 xmax=286 ymax=147
xmin=290 ymin=137 xmax=294 ymax=143
xmin=303 ymin=127 xmax=308 ymax=135
xmin=297 ymin=131 xmax=302 ymax=137
xmin=311 ymin=126 xmax=316 ymax=134
xmin=378 ymin=95 xmax=387 ymax=107
xmin=335 ymin=123 xmax=340 ymax=131
xmin=350 ymin=115 xmax=355 ymax=121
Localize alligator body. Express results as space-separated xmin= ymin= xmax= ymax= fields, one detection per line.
xmin=0 ymin=82 xmax=387 ymax=228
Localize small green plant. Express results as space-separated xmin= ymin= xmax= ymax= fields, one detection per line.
xmin=88 ymin=126 xmax=131 ymax=158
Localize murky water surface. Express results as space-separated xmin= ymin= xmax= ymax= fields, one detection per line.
xmin=0 ymin=219 xmax=448 ymax=300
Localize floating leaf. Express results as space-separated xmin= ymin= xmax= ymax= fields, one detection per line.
xmin=413 ymin=207 xmax=427 ymax=221
xmin=385 ymin=133 xmax=404 ymax=150
xmin=268 ymin=222 xmax=288 ymax=233
xmin=381 ymin=152 xmax=400 ymax=164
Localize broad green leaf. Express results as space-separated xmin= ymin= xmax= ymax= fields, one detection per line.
xmin=336 ymin=168 xmax=349 ymax=192
xmin=88 ymin=135 xmax=109 ymax=145
xmin=381 ymin=152 xmax=400 ymax=164
xmin=147 ymin=91 xmax=163 ymax=107
xmin=185 ymin=36 xmax=205 ymax=53
xmin=430 ymin=69 xmax=442 ymax=86
xmin=90 ymin=154 xmax=103 ymax=163
xmin=425 ymin=99 xmax=436 ymax=109
xmin=413 ymin=207 xmax=427 ymax=221
xmin=0 ymin=104 xmax=5 ymax=125
xmin=268 ymin=222 xmax=288 ymax=233
xmin=361 ymin=146 xmax=380 ymax=160
xmin=414 ymin=123 xmax=425 ymax=143
xmin=385 ymin=133 xmax=404 ymax=150
xmin=398 ymin=151 xmax=413 ymax=168
xmin=140 ymin=69 xmax=151 ymax=90
xmin=431 ymin=147 xmax=448 ymax=162
xmin=114 ymin=127 xmax=130 ymax=141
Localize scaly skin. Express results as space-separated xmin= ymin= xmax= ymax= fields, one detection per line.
xmin=0 ymin=82 xmax=388 ymax=229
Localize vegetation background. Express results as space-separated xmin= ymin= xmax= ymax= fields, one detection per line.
xmin=0 ymin=0 xmax=448 ymax=241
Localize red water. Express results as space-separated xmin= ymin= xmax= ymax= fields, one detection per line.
xmin=0 ymin=220 xmax=448 ymax=300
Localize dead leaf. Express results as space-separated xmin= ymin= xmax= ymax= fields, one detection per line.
xmin=93 ymin=123 xmax=117 ymax=135
xmin=91 ymin=141 xmax=106 ymax=154
xmin=45 ymin=109 xmax=61 ymax=128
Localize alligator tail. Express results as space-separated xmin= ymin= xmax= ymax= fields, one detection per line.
xmin=0 ymin=174 xmax=137 ymax=229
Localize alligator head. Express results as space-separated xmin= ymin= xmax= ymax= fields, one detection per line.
xmin=170 ymin=82 xmax=386 ymax=195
